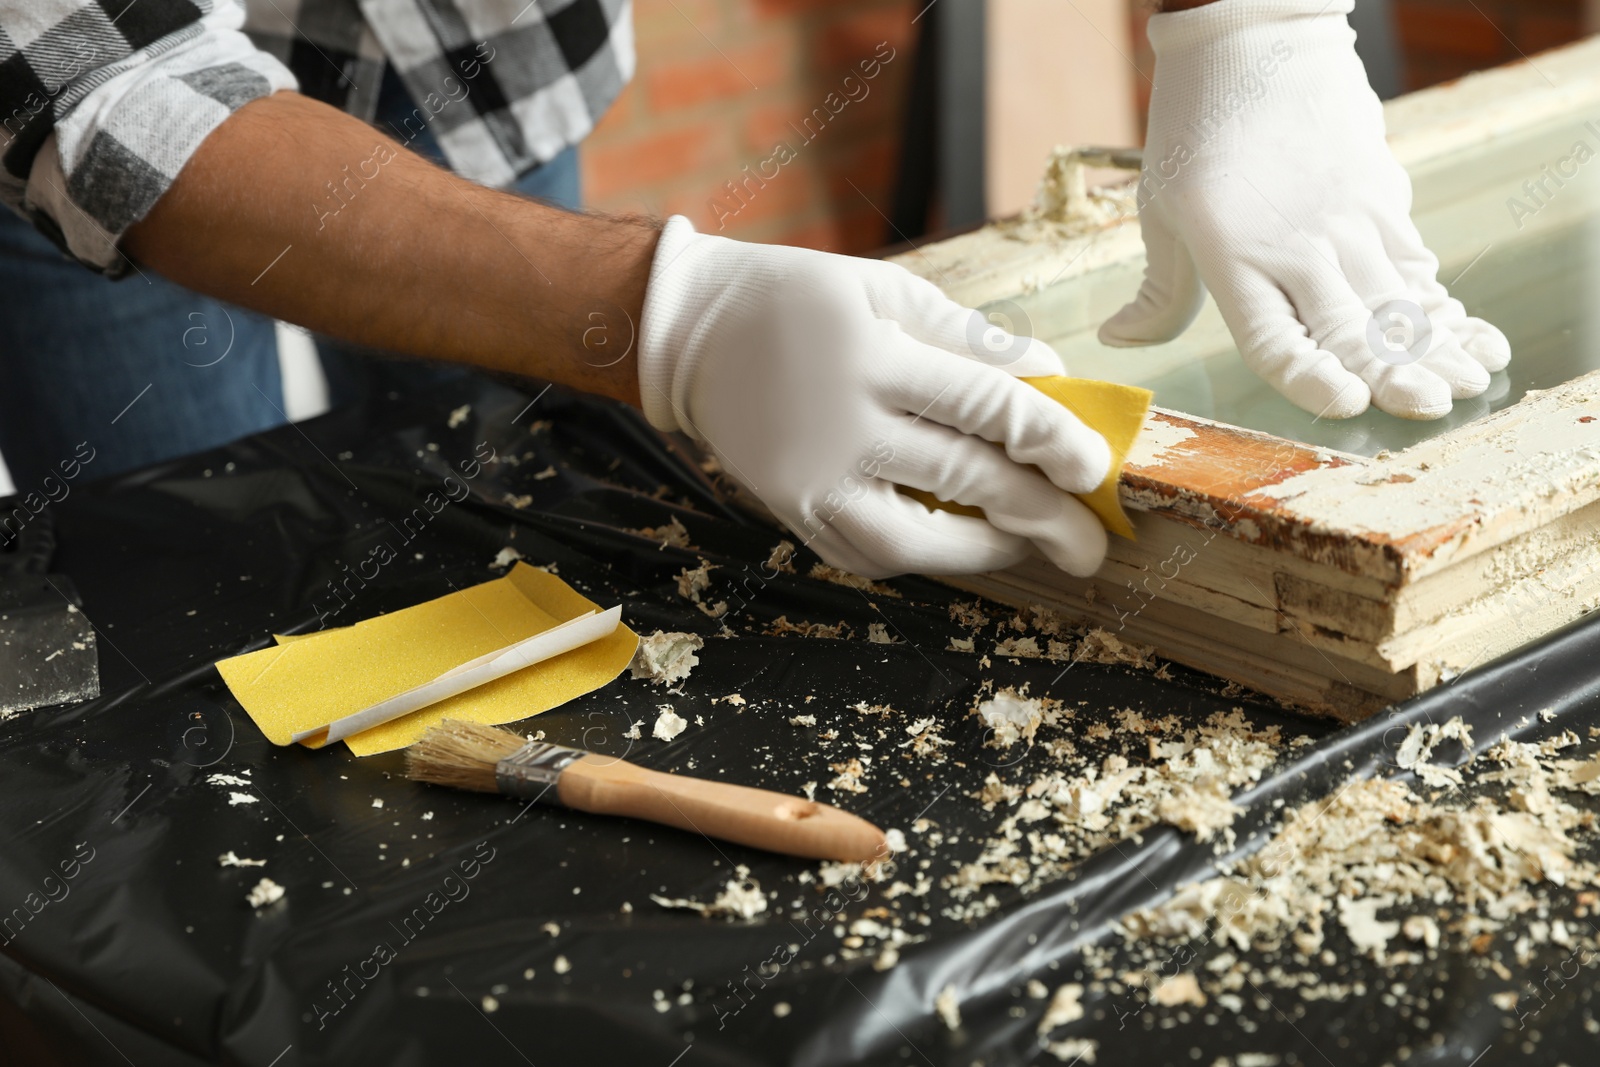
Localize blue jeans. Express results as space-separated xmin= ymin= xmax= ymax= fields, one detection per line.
xmin=0 ymin=68 xmax=580 ymax=489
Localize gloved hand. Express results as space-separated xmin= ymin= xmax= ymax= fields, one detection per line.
xmin=1101 ymin=0 xmax=1510 ymax=420
xmin=638 ymin=216 xmax=1112 ymax=579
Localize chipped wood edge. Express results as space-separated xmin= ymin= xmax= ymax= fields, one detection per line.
xmin=1117 ymin=373 xmax=1600 ymax=585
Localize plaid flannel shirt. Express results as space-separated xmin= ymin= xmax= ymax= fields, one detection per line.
xmin=0 ymin=0 xmax=634 ymax=277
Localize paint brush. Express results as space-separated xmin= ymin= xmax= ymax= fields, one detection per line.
xmin=406 ymin=719 xmax=888 ymax=862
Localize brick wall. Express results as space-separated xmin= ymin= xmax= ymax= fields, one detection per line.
xmin=581 ymin=0 xmax=917 ymax=254
xmin=586 ymin=2 xmax=1590 ymax=252
xmin=1395 ymin=0 xmax=1585 ymax=90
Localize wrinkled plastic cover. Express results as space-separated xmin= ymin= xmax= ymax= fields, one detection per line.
xmin=1 ymin=377 xmax=1596 ymax=1066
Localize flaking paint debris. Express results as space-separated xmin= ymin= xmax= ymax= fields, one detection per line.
xmin=1038 ymin=982 xmax=1084 ymax=1032
xmin=1106 ymin=719 xmax=1600 ymax=1025
xmin=629 ymin=630 xmax=704 ymax=686
xmin=676 ymin=560 xmax=728 ymax=618
xmin=1042 ymin=1037 xmax=1098 ymax=1064
xmin=631 ymin=516 xmax=692 ymax=549
xmin=827 ymin=757 xmax=870 ymax=794
xmin=974 ymin=687 xmax=1055 ymax=749
xmin=605 ymin=589 xmax=1600 ymax=1048
xmin=650 ymin=865 xmax=768 ymax=919
xmin=947 ymin=708 xmax=1285 ymax=917
xmin=809 ymin=564 xmax=900 ymax=597
xmin=766 ymin=541 xmax=797 ymax=573
xmin=246 ymin=877 xmax=284 ymax=908
xmin=768 ymin=616 xmax=851 ymax=639
xmin=218 ymin=851 xmax=266 ymax=868
xmin=652 ymin=706 xmax=688 ymax=742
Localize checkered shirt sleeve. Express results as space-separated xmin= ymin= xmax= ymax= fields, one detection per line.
xmin=1 ymin=0 xmax=298 ymax=277
xmin=1 ymin=0 xmax=633 ymax=276
xmin=244 ymin=0 xmax=635 ymax=187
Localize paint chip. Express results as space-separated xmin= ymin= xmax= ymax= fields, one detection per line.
xmin=629 ymin=631 xmax=704 ymax=686
xmin=218 ymin=851 xmax=266 ymax=868
xmin=650 ymin=865 xmax=768 ymax=920
xmin=246 ymin=877 xmax=284 ymax=908
xmin=653 ymin=706 xmax=688 ymax=742
xmin=1038 ymin=983 xmax=1084 ymax=1032
xmin=491 ymin=546 xmax=524 ymax=568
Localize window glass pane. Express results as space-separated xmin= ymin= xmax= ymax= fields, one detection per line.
xmin=1003 ymin=110 xmax=1600 ymax=457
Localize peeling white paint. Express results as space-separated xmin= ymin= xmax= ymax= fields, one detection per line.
xmin=1126 ymin=419 xmax=1198 ymax=470
xmin=1252 ymin=372 xmax=1600 ymax=570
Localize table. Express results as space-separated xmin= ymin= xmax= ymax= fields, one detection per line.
xmin=2 ymin=376 xmax=1596 ymax=1066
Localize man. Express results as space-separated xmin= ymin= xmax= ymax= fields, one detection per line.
xmin=0 ymin=0 xmax=1509 ymax=582
xmin=0 ymin=0 xmax=608 ymax=490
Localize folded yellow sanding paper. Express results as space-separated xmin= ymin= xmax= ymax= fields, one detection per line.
xmin=214 ymin=563 xmax=638 ymax=756
xmin=904 ymin=376 xmax=1153 ymax=541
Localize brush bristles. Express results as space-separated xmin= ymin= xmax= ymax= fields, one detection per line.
xmin=405 ymin=719 xmax=529 ymax=793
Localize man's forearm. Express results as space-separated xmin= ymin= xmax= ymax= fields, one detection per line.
xmin=123 ymin=91 xmax=654 ymax=407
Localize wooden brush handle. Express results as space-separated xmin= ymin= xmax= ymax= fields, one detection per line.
xmin=556 ymin=755 xmax=888 ymax=863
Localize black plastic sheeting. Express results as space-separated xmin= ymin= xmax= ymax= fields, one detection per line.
xmin=1 ymin=375 xmax=1597 ymax=1067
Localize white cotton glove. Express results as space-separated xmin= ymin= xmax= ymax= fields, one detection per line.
xmin=1101 ymin=0 xmax=1510 ymax=420
xmin=637 ymin=216 xmax=1113 ymax=580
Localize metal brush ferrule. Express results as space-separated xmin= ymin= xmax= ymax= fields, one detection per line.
xmin=495 ymin=740 xmax=583 ymax=804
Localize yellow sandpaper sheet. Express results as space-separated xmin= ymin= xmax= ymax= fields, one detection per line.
xmin=214 ymin=564 xmax=638 ymax=756
xmin=902 ymin=376 xmax=1153 ymax=541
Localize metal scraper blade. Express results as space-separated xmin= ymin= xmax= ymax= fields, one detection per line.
xmin=0 ymin=573 xmax=100 ymax=718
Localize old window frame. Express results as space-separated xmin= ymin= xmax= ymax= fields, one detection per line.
xmin=889 ymin=40 xmax=1600 ymax=719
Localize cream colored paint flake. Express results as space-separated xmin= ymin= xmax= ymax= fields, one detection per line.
xmin=652 ymin=706 xmax=688 ymax=742
xmin=629 ymin=631 xmax=704 ymax=686
xmin=1042 ymin=1037 xmax=1097 ymax=1064
xmin=649 ymin=865 xmax=768 ymax=920
xmin=218 ymin=851 xmax=266 ymax=868
xmin=1037 ymin=983 xmax=1084 ymax=1032
xmin=246 ymin=877 xmax=284 ymax=908
xmin=974 ymin=688 xmax=1051 ymax=749
xmin=1150 ymin=972 xmax=1205 ymax=1008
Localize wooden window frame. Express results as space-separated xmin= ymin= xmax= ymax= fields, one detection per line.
xmin=889 ymin=39 xmax=1600 ymax=720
